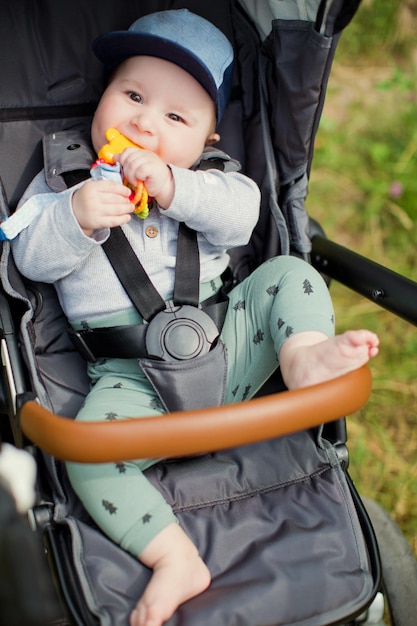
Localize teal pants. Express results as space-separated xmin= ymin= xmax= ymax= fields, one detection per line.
xmin=66 ymin=255 xmax=335 ymax=557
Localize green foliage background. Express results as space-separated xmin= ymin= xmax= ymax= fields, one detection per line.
xmin=307 ymin=0 xmax=417 ymax=554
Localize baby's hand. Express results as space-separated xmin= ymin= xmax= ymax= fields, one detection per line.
xmin=117 ymin=148 xmax=174 ymax=209
xmin=72 ymin=180 xmax=134 ymax=237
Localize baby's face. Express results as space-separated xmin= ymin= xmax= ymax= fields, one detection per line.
xmin=91 ymin=56 xmax=218 ymax=168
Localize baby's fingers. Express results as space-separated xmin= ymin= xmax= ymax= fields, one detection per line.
xmin=92 ymin=179 xmax=132 ymax=198
xmin=73 ymin=180 xmax=135 ymax=233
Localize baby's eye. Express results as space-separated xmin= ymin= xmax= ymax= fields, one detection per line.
xmin=128 ymin=91 xmax=143 ymax=104
xmin=167 ymin=112 xmax=185 ymax=123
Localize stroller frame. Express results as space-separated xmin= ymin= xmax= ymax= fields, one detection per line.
xmin=1 ymin=1 xmax=417 ymax=625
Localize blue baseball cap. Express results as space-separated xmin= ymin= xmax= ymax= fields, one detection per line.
xmin=93 ymin=9 xmax=234 ymax=121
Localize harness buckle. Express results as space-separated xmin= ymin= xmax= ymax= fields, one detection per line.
xmin=145 ymin=303 xmax=219 ymax=361
xmin=67 ymin=329 xmax=97 ymax=363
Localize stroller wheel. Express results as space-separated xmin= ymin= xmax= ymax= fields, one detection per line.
xmin=362 ymin=497 xmax=417 ymax=626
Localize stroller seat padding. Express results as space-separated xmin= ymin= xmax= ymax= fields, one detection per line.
xmin=62 ymin=433 xmax=375 ymax=626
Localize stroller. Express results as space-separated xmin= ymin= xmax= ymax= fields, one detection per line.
xmin=1 ymin=1 xmax=417 ymax=624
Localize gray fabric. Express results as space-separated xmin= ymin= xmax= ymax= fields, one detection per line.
xmin=238 ymin=0 xmax=322 ymax=39
xmin=62 ymin=434 xmax=375 ymax=626
xmin=141 ymin=340 xmax=228 ymax=412
xmin=257 ymin=19 xmax=338 ymax=256
xmin=262 ymin=21 xmax=333 ymax=184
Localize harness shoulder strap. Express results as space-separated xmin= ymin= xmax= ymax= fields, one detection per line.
xmin=102 ymin=223 xmax=200 ymax=322
xmin=46 ymin=131 xmax=232 ymax=346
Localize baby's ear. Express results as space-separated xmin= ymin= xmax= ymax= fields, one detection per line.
xmin=206 ymin=132 xmax=220 ymax=146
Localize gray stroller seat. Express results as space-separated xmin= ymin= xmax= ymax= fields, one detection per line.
xmin=0 ymin=1 xmax=391 ymax=625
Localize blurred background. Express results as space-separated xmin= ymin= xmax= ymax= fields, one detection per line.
xmin=307 ymin=0 xmax=417 ymax=555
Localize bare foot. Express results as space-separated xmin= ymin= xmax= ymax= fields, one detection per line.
xmin=130 ymin=523 xmax=211 ymax=626
xmin=280 ymin=329 xmax=379 ymax=390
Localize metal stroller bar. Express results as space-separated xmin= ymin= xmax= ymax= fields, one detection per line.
xmin=19 ymin=365 xmax=371 ymax=462
xmin=312 ymin=235 xmax=417 ymax=327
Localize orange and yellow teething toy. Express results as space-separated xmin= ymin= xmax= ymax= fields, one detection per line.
xmin=98 ymin=128 xmax=149 ymax=219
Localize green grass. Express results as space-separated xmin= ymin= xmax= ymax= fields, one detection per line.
xmin=306 ymin=1 xmax=417 ymax=555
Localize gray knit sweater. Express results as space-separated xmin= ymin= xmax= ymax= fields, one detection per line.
xmin=11 ymin=157 xmax=260 ymax=323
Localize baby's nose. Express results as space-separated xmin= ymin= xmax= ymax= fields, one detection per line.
xmin=132 ymin=111 xmax=155 ymax=134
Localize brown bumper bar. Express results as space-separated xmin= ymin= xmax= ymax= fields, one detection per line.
xmin=20 ymin=366 xmax=372 ymax=463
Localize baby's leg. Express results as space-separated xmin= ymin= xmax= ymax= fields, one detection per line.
xmin=130 ymin=523 xmax=210 ymax=626
xmin=221 ymin=255 xmax=337 ymax=402
xmin=222 ymin=255 xmax=378 ymax=394
xmin=67 ymin=359 xmax=210 ymax=626
xmin=279 ymin=329 xmax=379 ymax=390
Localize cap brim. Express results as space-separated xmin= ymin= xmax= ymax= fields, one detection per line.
xmin=93 ymin=31 xmax=219 ymax=112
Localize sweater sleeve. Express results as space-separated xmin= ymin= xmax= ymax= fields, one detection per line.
xmin=10 ymin=174 xmax=109 ymax=283
xmin=163 ymin=166 xmax=260 ymax=249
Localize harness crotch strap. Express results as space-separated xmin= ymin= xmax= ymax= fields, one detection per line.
xmin=68 ymin=223 xmax=229 ymax=362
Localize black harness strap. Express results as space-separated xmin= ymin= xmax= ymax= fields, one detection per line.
xmin=102 ymin=226 xmax=165 ymax=322
xmin=173 ymin=222 xmax=200 ymax=308
xmin=61 ymin=152 xmax=231 ymax=361
xmin=68 ymin=220 xmax=230 ymax=361
xmin=102 ymin=222 xmax=200 ymax=321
